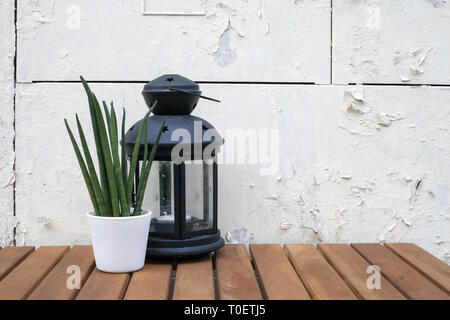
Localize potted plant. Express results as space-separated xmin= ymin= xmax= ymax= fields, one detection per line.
xmin=64 ymin=76 xmax=164 ymax=273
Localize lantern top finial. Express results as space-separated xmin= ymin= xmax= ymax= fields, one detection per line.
xmin=143 ymin=74 xmax=199 ymax=94
xmin=142 ymin=74 xmax=201 ymax=115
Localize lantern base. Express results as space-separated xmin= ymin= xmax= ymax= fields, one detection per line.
xmin=147 ymin=231 xmax=225 ymax=258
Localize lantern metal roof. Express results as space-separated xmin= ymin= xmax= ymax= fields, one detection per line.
xmin=124 ymin=74 xmax=223 ymax=161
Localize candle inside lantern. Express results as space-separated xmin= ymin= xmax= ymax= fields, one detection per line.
xmin=152 ymin=215 xmax=194 ymax=233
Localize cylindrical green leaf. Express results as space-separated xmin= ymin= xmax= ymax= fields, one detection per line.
xmin=75 ymin=115 xmax=107 ymax=217
xmin=121 ymin=107 xmax=127 ymax=190
xmin=102 ymin=100 xmax=111 ymax=132
xmin=134 ymin=121 xmax=165 ymax=215
xmin=93 ymin=93 xmax=120 ymax=217
xmin=126 ymin=106 xmax=154 ymax=206
xmin=65 ymin=119 xmax=100 ymax=215
xmin=80 ymin=76 xmax=112 ymax=215
xmin=109 ymin=105 xmax=130 ymax=216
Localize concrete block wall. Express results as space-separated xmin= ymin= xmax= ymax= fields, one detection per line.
xmin=1 ymin=0 xmax=449 ymax=262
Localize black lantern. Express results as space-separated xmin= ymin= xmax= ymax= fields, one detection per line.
xmin=124 ymin=74 xmax=224 ymax=258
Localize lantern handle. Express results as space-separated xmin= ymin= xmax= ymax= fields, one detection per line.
xmin=168 ymin=87 xmax=221 ymax=103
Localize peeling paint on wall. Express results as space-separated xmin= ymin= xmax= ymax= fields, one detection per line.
xmin=226 ymin=227 xmax=247 ymax=244
xmin=16 ymin=0 xmax=331 ymax=82
xmin=204 ymin=0 xmax=270 ymax=55
xmin=426 ymin=0 xmax=446 ymax=9
xmin=333 ymin=0 xmax=450 ymax=84
xmin=213 ymin=27 xmax=237 ymax=67
xmin=345 ymin=86 xmax=369 ymax=114
xmin=17 ymin=0 xmax=56 ymax=40
xmin=10 ymin=84 xmax=450 ymax=262
xmin=280 ymin=221 xmax=293 ymax=230
xmin=0 ymin=0 xmax=16 ymax=247
xmin=2 ymin=1 xmax=449 ymax=263
xmin=340 ymin=85 xmax=408 ymax=136
xmin=394 ymin=47 xmax=434 ymax=82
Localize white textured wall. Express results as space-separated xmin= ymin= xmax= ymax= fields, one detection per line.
xmin=1 ymin=0 xmax=450 ymax=262
xmin=333 ymin=0 xmax=450 ymax=84
xmin=0 ymin=0 xmax=16 ymax=246
xmin=16 ymin=0 xmax=331 ymax=82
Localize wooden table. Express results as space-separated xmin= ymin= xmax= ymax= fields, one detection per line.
xmin=0 ymin=243 xmax=448 ymax=300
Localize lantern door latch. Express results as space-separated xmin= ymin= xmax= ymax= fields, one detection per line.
xmin=141 ymin=0 xmax=207 ymax=16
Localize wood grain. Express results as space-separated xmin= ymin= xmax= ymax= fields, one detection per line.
xmin=318 ymin=244 xmax=405 ymax=300
xmin=250 ymin=244 xmax=310 ymax=300
xmin=285 ymin=244 xmax=357 ymax=300
xmin=124 ymin=263 xmax=173 ymax=300
xmin=352 ymin=243 xmax=449 ymax=300
xmin=385 ymin=243 xmax=450 ymax=294
xmin=0 ymin=246 xmax=69 ymax=300
xmin=215 ymin=244 xmax=262 ymax=300
xmin=0 ymin=243 xmax=447 ymax=300
xmin=27 ymin=246 xmax=95 ymax=300
xmin=173 ymin=256 xmax=215 ymax=300
xmin=76 ymin=268 xmax=130 ymax=300
xmin=0 ymin=246 xmax=34 ymax=281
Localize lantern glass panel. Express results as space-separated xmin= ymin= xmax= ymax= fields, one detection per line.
xmin=184 ymin=160 xmax=214 ymax=233
xmin=147 ymin=161 xmax=176 ymax=235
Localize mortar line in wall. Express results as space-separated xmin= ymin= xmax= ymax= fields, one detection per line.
xmin=29 ymin=80 xmax=317 ymax=85
xmin=350 ymin=82 xmax=450 ymax=87
xmin=12 ymin=0 xmax=18 ymax=246
xmin=330 ymin=0 xmax=333 ymax=85
xmin=25 ymin=80 xmax=450 ymax=87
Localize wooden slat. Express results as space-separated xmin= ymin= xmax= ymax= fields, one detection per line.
xmin=173 ymin=256 xmax=215 ymax=300
xmin=124 ymin=263 xmax=172 ymax=300
xmin=0 ymin=246 xmax=34 ymax=281
xmin=0 ymin=246 xmax=69 ymax=300
xmin=318 ymin=244 xmax=405 ymax=300
xmin=215 ymin=244 xmax=263 ymax=300
xmin=385 ymin=243 xmax=450 ymax=294
xmin=250 ymin=244 xmax=310 ymax=300
xmin=27 ymin=246 xmax=95 ymax=300
xmin=352 ymin=243 xmax=449 ymax=300
xmin=76 ymin=268 xmax=130 ymax=300
xmin=285 ymin=244 xmax=357 ymax=300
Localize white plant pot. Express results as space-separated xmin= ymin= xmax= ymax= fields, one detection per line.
xmin=87 ymin=209 xmax=152 ymax=273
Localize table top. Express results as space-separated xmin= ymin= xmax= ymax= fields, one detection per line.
xmin=0 ymin=243 xmax=448 ymax=300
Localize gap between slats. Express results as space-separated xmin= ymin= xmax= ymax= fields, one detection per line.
xmin=75 ymin=268 xmax=131 ymax=300
xmin=284 ymin=244 xmax=357 ymax=300
xmin=249 ymin=256 xmax=266 ymax=300
xmin=168 ymin=261 xmax=178 ymax=300
xmin=214 ymin=245 xmax=263 ymax=300
xmin=85 ymin=244 xmax=450 ymax=300
xmin=250 ymin=244 xmax=311 ymax=300
xmin=4 ymin=244 xmax=445 ymax=300
xmin=351 ymin=243 xmax=448 ymax=300
xmin=384 ymin=243 xmax=450 ymax=295
xmin=0 ymin=246 xmax=70 ymax=300
xmin=317 ymin=244 xmax=406 ymax=300
xmin=317 ymin=245 xmax=365 ymax=299
xmin=71 ymin=264 xmax=97 ymax=300
xmin=161 ymin=247 xmax=266 ymax=300
xmin=0 ymin=246 xmax=35 ymax=281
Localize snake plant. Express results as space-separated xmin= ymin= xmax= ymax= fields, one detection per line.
xmin=64 ymin=76 xmax=165 ymax=217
